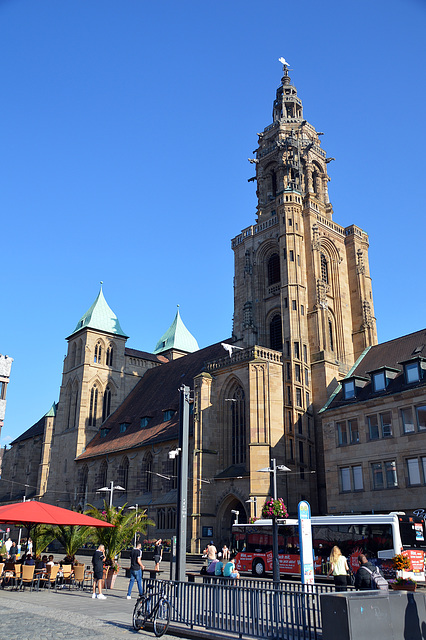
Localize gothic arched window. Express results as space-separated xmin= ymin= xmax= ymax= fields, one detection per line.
xmin=102 ymin=386 xmax=112 ymax=423
xmin=320 ymin=253 xmax=329 ymax=284
xmin=142 ymin=453 xmax=153 ymax=493
xmin=329 ymin=319 xmax=334 ymax=352
xmin=98 ymin=460 xmax=108 ymax=489
xmin=117 ymin=457 xmax=129 ymax=494
xmin=106 ymin=345 xmax=114 ymax=367
xmin=78 ymin=464 xmax=88 ymax=506
xmin=94 ymin=342 xmax=102 ymax=364
xmin=88 ymin=385 xmax=98 ymax=426
xmin=228 ymin=386 xmax=246 ymax=465
xmin=267 ymin=253 xmax=280 ymax=286
xmin=270 ymin=314 xmax=283 ymax=351
xmin=69 ymin=342 xmax=76 ymax=369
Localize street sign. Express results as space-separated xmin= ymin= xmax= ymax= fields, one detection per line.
xmin=298 ymin=500 xmax=314 ymax=585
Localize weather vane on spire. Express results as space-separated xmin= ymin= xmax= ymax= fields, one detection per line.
xmin=279 ymin=57 xmax=290 ymax=68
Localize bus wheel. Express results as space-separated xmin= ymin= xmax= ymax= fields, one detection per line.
xmin=252 ymin=559 xmax=265 ymax=577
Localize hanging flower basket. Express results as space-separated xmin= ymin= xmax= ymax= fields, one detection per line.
xmin=392 ymin=553 xmax=411 ymax=571
xmin=261 ymin=498 xmax=288 ymax=519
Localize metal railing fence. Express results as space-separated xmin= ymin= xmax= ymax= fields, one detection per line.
xmin=142 ymin=578 xmax=337 ymax=639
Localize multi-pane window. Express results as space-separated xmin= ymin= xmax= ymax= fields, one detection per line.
xmin=337 ymin=419 xmax=359 ymax=445
xmin=407 ymin=458 xmax=423 ymax=485
xmin=305 ymin=369 xmax=309 ymax=386
xmin=88 ymin=385 xmax=98 ymax=426
xmin=229 ymin=386 xmax=246 ymax=465
xmin=294 ymin=342 xmax=300 ymax=359
xmin=295 ymin=364 xmax=301 ymax=382
xmin=267 ymin=253 xmax=280 ymax=286
xmin=405 ymin=362 xmax=420 ymax=384
xmin=270 ymin=315 xmax=283 ymax=350
xmin=417 ymin=406 xmax=426 ymax=430
xmin=372 ymin=461 xmax=398 ymax=489
xmin=340 ymin=465 xmax=363 ymax=492
xmin=142 ymin=453 xmax=153 ymax=493
xmin=320 ymin=253 xmax=329 ymax=284
xmin=297 ymin=414 xmax=303 ymax=434
xmin=343 ymin=380 xmax=355 ymax=400
xmin=368 ymin=412 xmax=393 ymax=439
xmin=117 ymin=457 xmax=129 ymax=492
xmin=106 ymin=345 xmax=114 ymax=367
xmin=102 ymin=387 xmax=112 ymax=423
xmin=303 ymin=344 xmax=308 ymax=364
xmin=373 ymin=371 xmax=386 ymax=392
xmin=401 ymin=407 xmax=415 ymax=433
xmin=296 ymin=388 xmax=302 ymax=407
xmin=94 ymin=342 xmax=102 ymax=364
xmin=288 ymin=411 xmax=293 ymax=432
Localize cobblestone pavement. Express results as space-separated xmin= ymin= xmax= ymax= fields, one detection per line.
xmin=0 ymin=571 xmax=181 ymax=640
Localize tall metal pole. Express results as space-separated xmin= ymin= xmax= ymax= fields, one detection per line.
xmin=109 ymin=480 xmax=114 ymax=507
xmin=176 ymin=385 xmax=190 ymax=582
xmin=271 ymin=458 xmax=280 ymax=586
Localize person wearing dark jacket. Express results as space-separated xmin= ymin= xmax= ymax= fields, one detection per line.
xmin=355 ymin=554 xmax=381 ymax=590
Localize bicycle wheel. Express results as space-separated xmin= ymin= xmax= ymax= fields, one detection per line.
xmin=132 ymin=596 xmax=150 ymax=631
xmin=153 ymin=598 xmax=170 ymax=637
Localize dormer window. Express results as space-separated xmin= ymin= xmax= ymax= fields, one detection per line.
xmin=120 ymin=422 xmax=130 ymax=433
xmin=373 ymin=371 xmax=386 ymax=392
xmin=405 ymin=362 xmax=420 ymax=384
xmin=163 ymin=409 xmax=176 ymax=422
xmin=100 ymin=428 xmax=110 ymax=438
xmin=140 ymin=417 xmax=151 ymax=428
xmin=343 ymin=380 xmax=355 ymax=400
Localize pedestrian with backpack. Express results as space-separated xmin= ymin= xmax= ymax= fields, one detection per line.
xmin=355 ymin=553 xmax=388 ymax=590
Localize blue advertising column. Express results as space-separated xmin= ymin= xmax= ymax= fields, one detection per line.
xmin=298 ymin=500 xmax=314 ymax=585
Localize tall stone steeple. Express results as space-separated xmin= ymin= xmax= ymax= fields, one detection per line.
xmin=231 ymin=61 xmax=377 ymax=510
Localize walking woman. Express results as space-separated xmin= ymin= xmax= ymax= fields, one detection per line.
xmin=154 ymin=539 xmax=163 ymax=572
xmin=327 ymin=546 xmax=349 ymax=591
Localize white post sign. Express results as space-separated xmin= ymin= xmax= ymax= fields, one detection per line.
xmin=298 ymin=500 xmax=314 ymax=585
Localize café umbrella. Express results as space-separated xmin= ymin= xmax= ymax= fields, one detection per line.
xmin=0 ymin=500 xmax=114 ymax=546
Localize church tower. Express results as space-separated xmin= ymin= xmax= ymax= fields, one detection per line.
xmin=231 ymin=63 xmax=377 ymax=510
xmin=44 ymin=285 xmax=130 ymax=506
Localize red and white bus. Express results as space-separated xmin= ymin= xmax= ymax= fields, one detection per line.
xmin=232 ymin=513 xmax=426 ymax=581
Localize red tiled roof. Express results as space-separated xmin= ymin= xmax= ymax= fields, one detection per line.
xmin=77 ymin=340 xmax=231 ymax=460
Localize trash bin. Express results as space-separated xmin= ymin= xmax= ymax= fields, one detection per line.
xmin=321 ymin=590 xmax=426 ymax=640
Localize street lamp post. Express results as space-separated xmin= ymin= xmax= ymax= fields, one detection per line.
xmin=245 ymin=497 xmax=258 ymax=519
xmin=258 ymin=459 xmax=290 ymax=586
xmin=128 ymin=504 xmax=139 ymax=547
xmin=97 ymin=480 xmax=125 ymax=507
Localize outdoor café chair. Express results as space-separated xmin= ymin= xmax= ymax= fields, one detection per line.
xmin=18 ymin=565 xmax=40 ymax=591
xmin=40 ymin=565 xmax=60 ymax=591
xmin=71 ymin=564 xmax=91 ymax=591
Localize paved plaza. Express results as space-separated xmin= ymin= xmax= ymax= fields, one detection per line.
xmin=0 ymin=557 xmax=206 ymax=640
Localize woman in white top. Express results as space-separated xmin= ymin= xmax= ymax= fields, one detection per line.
xmin=327 ymin=545 xmax=349 ymax=591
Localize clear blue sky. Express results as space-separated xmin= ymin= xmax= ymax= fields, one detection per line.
xmin=1 ymin=0 xmax=425 ymax=445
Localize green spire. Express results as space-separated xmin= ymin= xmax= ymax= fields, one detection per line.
xmin=45 ymin=402 xmax=57 ymax=417
xmin=69 ymin=283 xmax=128 ymax=338
xmin=154 ymin=306 xmax=199 ymax=355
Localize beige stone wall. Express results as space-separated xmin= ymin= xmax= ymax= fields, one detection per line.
xmin=322 ymin=386 xmax=426 ymax=514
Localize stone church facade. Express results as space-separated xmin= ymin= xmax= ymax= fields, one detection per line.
xmin=0 ymin=63 xmax=379 ymax=550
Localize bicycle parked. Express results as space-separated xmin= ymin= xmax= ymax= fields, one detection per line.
xmin=132 ymin=584 xmax=171 ymax=637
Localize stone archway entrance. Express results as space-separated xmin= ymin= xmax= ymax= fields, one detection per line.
xmin=217 ymin=495 xmax=248 ymax=548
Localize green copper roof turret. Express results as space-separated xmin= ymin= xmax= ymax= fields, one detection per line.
xmin=45 ymin=402 xmax=57 ymax=417
xmin=68 ymin=284 xmax=128 ymax=339
xmin=154 ymin=307 xmax=199 ymax=354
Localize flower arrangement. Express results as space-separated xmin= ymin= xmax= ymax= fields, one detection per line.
xmin=392 ymin=553 xmax=412 ymax=571
xmin=394 ymin=576 xmax=416 ymax=585
xmin=261 ymin=498 xmax=288 ymax=519
xmin=249 ymin=517 xmax=259 ymax=524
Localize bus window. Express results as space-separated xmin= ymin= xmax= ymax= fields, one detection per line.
xmin=399 ymin=518 xmax=426 ymax=549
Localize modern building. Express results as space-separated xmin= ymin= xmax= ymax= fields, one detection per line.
xmin=320 ymin=329 xmax=426 ymax=514
xmin=0 ymin=63 xmax=380 ymax=549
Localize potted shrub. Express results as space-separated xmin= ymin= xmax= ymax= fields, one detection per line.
xmin=86 ymin=501 xmax=154 ymax=588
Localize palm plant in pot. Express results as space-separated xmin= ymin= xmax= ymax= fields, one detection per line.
xmin=86 ymin=501 xmax=154 ymax=588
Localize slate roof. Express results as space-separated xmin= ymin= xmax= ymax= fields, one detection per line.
xmin=125 ymin=347 xmax=169 ymax=363
xmin=77 ymin=340 xmax=231 ymax=460
xmin=10 ymin=402 xmax=57 ymax=445
xmin=322 ymin=328 xmax=426 ymax=413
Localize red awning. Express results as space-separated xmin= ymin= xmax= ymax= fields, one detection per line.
xmin=0 ymin=501 xmax=114 ymax=527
